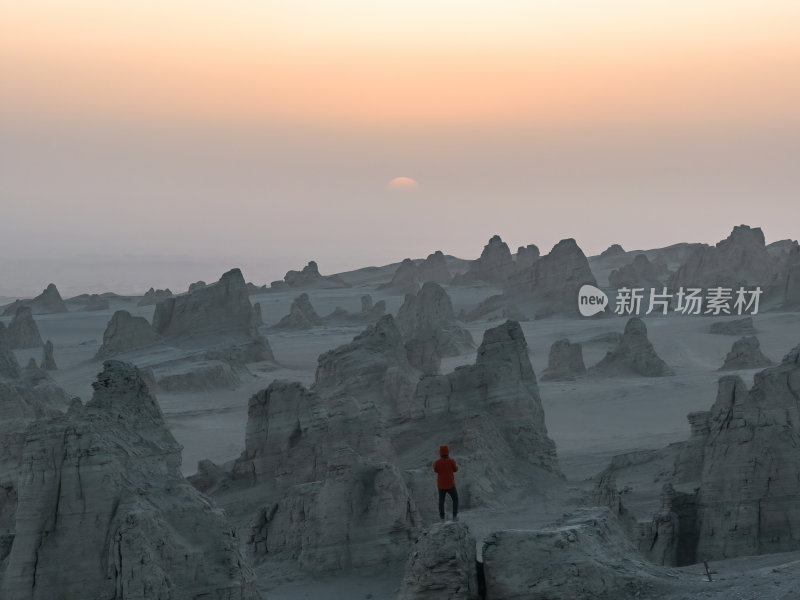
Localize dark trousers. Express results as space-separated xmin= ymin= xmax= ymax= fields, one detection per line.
xmin=438 ymin=487 xmax=458 ymax=518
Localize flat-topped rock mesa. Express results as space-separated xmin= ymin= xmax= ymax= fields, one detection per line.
xmin=541 ymin=338 xmax=586 ymax=381
xmin=505 ymin=238 xmax=597 ymax=318
xmin=1 ymin=283 xmax=68 ymax=316
xmin=152 ymin=268 xmax=265 ymax=343
xmin=600 ymin=243 xmax=626 ymax=257
xmin=514 ymin=243 xmax=540 ymax=271
xmin=718 ymin=335 xmax=772 ymax=370
xmin=136 ymin=286 xmax=173 ymax=306
xmin=669 ymin=225 xmax=775 ymax=290
xmin=590 ymin=317 xmax=674 ymax=377
xmin=95 ymin=310 xmax=162 ymax=358
xmin=1 ymin=361 xmax=259 ymax=599
xmin=396 ymin=282 xmax=474 ymax=374
xmin=452 ymin=235 xmax=514 ymax=285
xmin=397 ymin=521 xmax=479 ymax=600
xmin=7 ymin=306 xmax=43 ymax=349
xmin=608 ymin=253 xmax=671 ymax=289
xmin=40 ymin=340 xmax=57 ymax=371
xmin=380 ymin=258 xmax=421 ymax=295
xmin=709 ymin=316 xmax=755 ymax=335
xmin=417 ymin=250 xmax=452 ymax=285
xmin=280 ymin=260 xmax=350 ymax=289
xmin=273 ymin=292 xmax=324 ymax=330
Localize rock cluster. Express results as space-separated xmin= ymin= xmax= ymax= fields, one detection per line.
xmin=514 ymin=244 xmax=540 ymax=271
xmin=718 ymin=335 xmax=772 ymax=370
xmin=541 ymin=338 xmax=586 ymax=381
xmin=281 ymin=261 xmax=349 ymax=288
xmin=137 ymin=286 xmax=173 ymax=306
xmin=608 ymin=253 xmax=670 ymax=289
xmin=274 ymin=292 xmax=323 ymax=330
xmin=452 ymin=235 xmax=514 ymax=285
xmin=7 ymin=306 xmax=43 ymax=349
xmin=95 ymin=310 xmax=161 ymax=358
xmin=590 ymin=317 xmax=673 ymax=377
xmin=2 ymin=283 xmax=68 ymax=316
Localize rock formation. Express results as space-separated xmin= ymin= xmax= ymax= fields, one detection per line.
xmin=590 ymin=317 xmax=674 ymax=377
xmin=381 ymin=258 xmax=421 ymax=295
xmin=188 ymin=280 xmax=207 ymax=292
xmin=7 ymin=306 xmax=43 ymax=349
xmin=600 ymin=243 xmax=626 ymax=257
xmin=137 ymin=286 xmax=173 ymax=306
xmin=541 ymin=338 xmax=586 ymax=381
xmin=1 ymin=283 xmax=68 ymax=316
xmin=1 ymin=361 xmax=258 ymax=599
xmin=397 ymin=522 xmax=479 ymax=600
xmin=95 ymin=310 xmax=161 ymax=358
xmin=718 ymin=335 xmax=772 ymax=370
xmin=514 ymin=244 xmax=540 ymax=271
xmin=709 ymin=316 xmax=755 ymax=335
xmin=452 ymin=235 xmax=514 ymax=285
xmin=0 ymin=323 xmax=22 ymax=381
xmin=417 ymin=250 xmax=452 ymax=285
xmin=40 ymin=340 xmax=57 ymax=371
xmin=323 ymin=295 xmax=387 ymax=326
xmin=274 ymin=292 xmax=323 ymax=330
xmin=155 ymin=360 xmax=240 ymax=391
xmin=282 ymin=261 xmax=349 ymax=288
xmin=608 ymin=253 xmax=670 ymax=289
xmin=84 ymin=294 xmax=110 ymax=311
xmin=396 ymin=282 xmax=474 ymax=374
xmin=775 ymin=242 xmax=800 ymax=308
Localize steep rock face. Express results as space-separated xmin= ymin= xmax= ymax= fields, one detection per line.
xmin=396 ymin=282 xmax=474 ymax=374
xmin=382 ymin=258 xmax=421 ymax=295
xmin=600 ymin=244 xmax=626 ymax=257
xmin=709 ymin=316 xmax=755 ymax=335
xmin=95 ymin=310 xmax=161 ymax=358
xmin=514 ymin=244 xmax=540 ymax=271
xmin=482 ymin=509 xmax=675 ymax=600
xmin=541 ymin=338 xmax=586 ymax=381
xmin=608 ymin=253 xmax=670 ymax=289
xmin=590 ymin=317 xmax=673 ymax=377
xmin=718 ymin=335 xmax=772 ymax=370
xmin=778 ymin=243 xmax=800 ymax=308
xmin=40 ymin=340 xmax=57 ymax=371
xmin=505 ymin=238 xmax=597 ymax=318
xmin=274 ymin=293 xmax=324 ymax=330
xmin=7 ymin=307 xmax=43 ymax=349
xmin=418 ymin=250 xmax=452 ymax=285
xmin=397 ymin=522 xmax=479 ymax=600
xmin=152 ymin=268 xmax=262 ymax=341
xmin=0 ymin=323 xmax=21 ymax=380
xmin=669 ymin=225 xmax=775 ymax=289
xmin=136 ymin=287 xmax=173 ymax=306
xmin=453 ymin=235 xmax=514 ymax=285
xmin=2 ymin=283 xmax=68 ymax=316
xmin=2 ymin=361 xmax=258 ymax=599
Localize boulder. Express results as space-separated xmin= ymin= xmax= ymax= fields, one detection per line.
xmin=718 ymin=335 xmax=772 ymax=370
xmin=7 ymin=306 xmax=43 ymax=349
xmin=40 ymin=340 xmax=57 ymax=371
xmin=600 ymin=244 xmax=626 ymax=257
xmin=396 ymin=282 xmax=474 ymax=374
xmin=608 ymin=253 xmax=670 ymax=289
xmin=541 ymin=338 xmax=586 ymax=381
xmin=397 ymin=522 xmax=479 ymax=600
xmin=590 ymin=317 xmax=674 ymax=377
xmin=452 ymin=235 xmax=514 ymax=285
xmin=273 ymin=293 xmax=323 ymax=330
xmin=95 ymin=310 xmax=161 ymax=358
xmin=709 ymin=316 xmax=755 ymax=335
xmin=2 ymin=283 xmax=67 ymax=316
xmin=1 ymin=361 xmax=258 ymax=599
xmin=137 ymin=287 xmax=173 ymax=306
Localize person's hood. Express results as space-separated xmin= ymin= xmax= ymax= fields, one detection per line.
xmin=439 ymin=445 xmax=449 ymax=457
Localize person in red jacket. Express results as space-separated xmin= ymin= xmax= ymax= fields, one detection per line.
xmin=434 ymin=445 xmax=459 ymax=522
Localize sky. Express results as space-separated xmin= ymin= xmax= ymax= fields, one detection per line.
xmin=2 ymin=1 xmax=800 ymax=296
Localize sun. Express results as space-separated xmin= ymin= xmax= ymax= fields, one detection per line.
xmin=386 ymin=176 xmax=420 ymax=191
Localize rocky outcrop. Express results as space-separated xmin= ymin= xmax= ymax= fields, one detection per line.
xmin=40 ymin=340 xmax=57 ymax=371
xmin=2 ymin=361 xmax=258 ymax=599
xmin=95 ymin=310 xmax=161 ymax=358
xmin=0 ymin=323 xmax=21 ymax=380
xmin=505 ymin=238 xmax=597 ymax=318
xmin=669 ymin=225 xmax=775 ymax=289
xmin=709 ymin=316 xmax=755 ymax=335
xmin=418 ymin=250 xmax=452 ymax=285
xmin=396 ymin=282 xmax=474 ymax=374
xmin=719 ymin=335 xmax=772 ymax=370
xmin=514 ymin=244 xmax=540 ymax=271
xmin=541 ymin=338 xmax=586 ymax=381
xmin=398 ymin=522 xmax=479 ymax=600
xmin=590 ymin=317 xmax=673 ymax=377
xmin=324 ymin=295 xmax=387 ymax=326
xmin=282 ymin=260 xmax=349 ymax=288
xmin=7 ymin=306 xmax=43 ymax=349
xmin=188 ymin=280 xmax=207 ymax=293
xmin=776 ymin=242 xmax=800 ymax=308
xmin=1 ymin=283 xmax=68 ymax=316
xmin=136 ymin=286 xmax=173 ymax=306
xmin=381 ymin=258 xmax=421 ymax=295
xmin=608 ymin=253 xmax=670 ymax=289
xmin=600 ymin=244 xmax=626 ymax=257
xmin=274 ymin=293 xmax=323 ymax=330
xmin=155 ymin=360 xmax=241 ymax=391
xmin=452 ymin=235 xmax=514 ymax=285
xmin=482 ymin=508 xmax=675 ymax=600
xmin=152 ymin=268 xmax=262 ymax=341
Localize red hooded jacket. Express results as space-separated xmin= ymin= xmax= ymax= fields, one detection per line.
xmin=434 ymin=445 xmax=458 ymax=489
